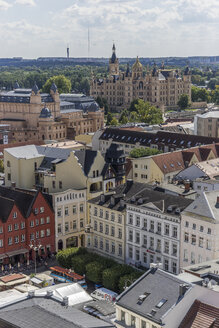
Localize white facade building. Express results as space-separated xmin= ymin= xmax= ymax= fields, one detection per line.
xmin=125 ymin=192 xmax=192 ymax=275
xmin=180 ymin=191 xmax=219 ymax=269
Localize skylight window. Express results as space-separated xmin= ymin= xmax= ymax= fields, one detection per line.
xmin=156 ymin=299 xmax=167 ymax=308
xmin=170 ymin=163 xmax=174 ymax=167
xmin=180 ymin=140 xmax=184 ymax=145
xmin=163 ymin=164 xmax=167 ymax=169
xmin=167 ymin=139 xmax=171 ymax=143
xmin=178 ymin=162 xmax=181 ymax=166
xmin=173 ymin=140 xmax=176 ymax=143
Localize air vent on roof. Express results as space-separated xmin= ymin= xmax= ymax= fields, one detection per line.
xmin=175 ymin=207 xmax=181 ymax=214
xmin=138 ymin=198 xmax=143 ymax=204
xmin=167 ymin=205 xmax=173 ymax=212
xmin=137 ymin=293 xmax=150 ymax=305
xmin=150 ymin=309 xmax=157 ymax=316
xmin=130 ymin=196 xmax=136 ymax=203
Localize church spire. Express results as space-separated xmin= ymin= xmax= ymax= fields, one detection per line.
xmin=111 ymin=43 xmax=117 ymax=64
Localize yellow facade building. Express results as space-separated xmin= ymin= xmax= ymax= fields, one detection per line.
xmin=90 ymin=44 xmax=191 ymax=111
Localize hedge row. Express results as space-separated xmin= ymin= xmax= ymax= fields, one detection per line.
xmin=56 ymin=247 xmax=143 ymax=293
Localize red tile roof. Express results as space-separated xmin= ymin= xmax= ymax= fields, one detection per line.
xmin=152 ymin=144 xmax=219 ymax=174
xmin=179 ymin=300 xmax=219 ymax=328
xmin=0 ymin=273 xmax=25 ymax=283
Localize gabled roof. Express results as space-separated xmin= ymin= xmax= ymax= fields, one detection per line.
xmin=179 ymin=300 xmax=219 ymax=328
xmin=0 ymin=187 xmax=53 ymax=222
xmin=183 ymin=190 xmax=219 ymax=222
xmin=74 ymin=149 xmax=98 ymax=176
xmin=152 ymin=151 xmax=185 ymax=174
xmin=0 ymin=186 xmax=35 ymax=218
xmin=0 ymin=197 xmax=14 ymax=222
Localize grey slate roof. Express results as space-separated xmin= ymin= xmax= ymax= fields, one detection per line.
xmin=0 ymin=186 xmax=36 ymax=219
xmin=74 ymin=149 xmax=98 ymax=176
xmin=6 ymin=145 xmax=72 ymax=161
xmin=89 ymin=182 xmax=193 ymax=215
xmin=0 ymin=297 xmax=114 ymax=328
xmin=100 ymin=128 xmax=219 ymax=149
xmin=116 ymin=268 xmax=192 ymax=324
xmin=183 ymin=190 xmax=219 ymax=222
xmin=0 ymin=88 xmax=54 ymax=103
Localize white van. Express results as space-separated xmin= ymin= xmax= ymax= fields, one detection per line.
xmin=91 ymin=287 xmax=118 ymax=302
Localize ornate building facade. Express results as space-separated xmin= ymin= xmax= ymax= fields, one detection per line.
xmin=0 ymin=83 xmax=104 ymax=143
xmin=90 ymin=44 xmax=191 ymax=111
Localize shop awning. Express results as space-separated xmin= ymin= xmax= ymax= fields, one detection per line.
xmin=6 ymin=249 xmax=28 ymax=257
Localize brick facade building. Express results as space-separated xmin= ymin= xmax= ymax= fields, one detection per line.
xmin=0 ymin=187 xmax=55 ymax=264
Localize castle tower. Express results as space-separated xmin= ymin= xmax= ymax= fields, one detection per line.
xmin=109 ymin=43 xmax=119 ymax=75
xmin=132 ymin=56 xmax=143 ymax=79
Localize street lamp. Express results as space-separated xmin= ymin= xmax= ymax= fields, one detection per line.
xmin=29 ymin=239 xmax=42 ymax=275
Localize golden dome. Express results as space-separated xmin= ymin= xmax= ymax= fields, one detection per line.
xmin=132 ymin=56 xmax=143 ymax=70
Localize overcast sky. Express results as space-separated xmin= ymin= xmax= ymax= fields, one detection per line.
xmin=0 ymin=0 xmax=219 ymax=58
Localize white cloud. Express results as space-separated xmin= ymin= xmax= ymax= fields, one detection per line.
xmin=0 ymin=0 xmax=11 ymax=10
xmin=0 ymin=0 xmax=219 ymax=57
xmin=15 ymin=0 xmax=36 ymax=6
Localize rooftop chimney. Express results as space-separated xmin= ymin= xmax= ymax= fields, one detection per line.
xmin=179 ymin=284 xmax=188 ymax=297
xmin=62 ymin=296 xmax=69 ymax=307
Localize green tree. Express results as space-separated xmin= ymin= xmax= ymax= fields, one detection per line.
xmin=102 ymin=265 xmax=134 ymax=292
xmin=119 ymin=109 xmax=129 ymax=124
xmin=0 ymin=160 xmax=4 ymax=173
xmin=135 ymin=100 xmax=163 ymax=124
xmin=177 ymin=94 xmax=189 ymax=111
xmin=128 ymin=99 xmax=139 ymax=112
xmin=110 ymin=117 xmax=118 ymax=126
xmin=42 ymin=75 xmax=71 ymax=94
xmin=212 ymin=86 xmax=219 ymax=104
xmin=130 ymin=147 xmax=162 ymax=158
xmin=208 ymin=78 xmax=219 ymax=90
xmin=86 ymin=261 xmax=104 ymax=284
xmin=118 ymin=272 xmax=142 ymax=293
xmin=191 ymin=86 xmax=210 ymax=102
xmin=106 ymin=112 xmax=113 ymax=126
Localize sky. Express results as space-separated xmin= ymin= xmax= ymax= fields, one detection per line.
xmin=0 ymin=0 xmax=219 ymax=58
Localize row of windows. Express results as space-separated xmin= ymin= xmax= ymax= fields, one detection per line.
xmin=93 ymin=221 xmax=122 ymax=238
xmin=57 ymin=204 xmax=84 ymax=217
xmin=93 ymin=237 xmax=123 ymax=256
xmin=128 ymin=246 xmax=177 ymax=274
xmin=6 ymin=216 xmax=50 ymax=233
xmin=185 ymin=221 xmax=211 ymax=234
xmin=184 ymin=233 xmax=212 ymax=249
xmin=128 ymin=215 xmax=178 ymax=238
xmin=5 ymin=229 xmax=51 ymax=246
xmin=58 ymin=220 xmax=84 ymax=233
xmin=128 ymin=232 xmax=178 ymax=256
xmin=56 ymin=193 xmax=85 ymax=202
xmin=93 ymin=208 xmax=122 ymax=224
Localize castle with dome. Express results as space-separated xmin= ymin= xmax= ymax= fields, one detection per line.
xmin=90 ymin=44 xmax=191 ymax=112
xmin=0 ymin=82 xmax=104 ymax=144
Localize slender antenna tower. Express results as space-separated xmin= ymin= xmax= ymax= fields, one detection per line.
xmin=67 ymin=43 xmax=69 ymax=59
xmin=88 ymin=27 xmax=90 ymax=61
